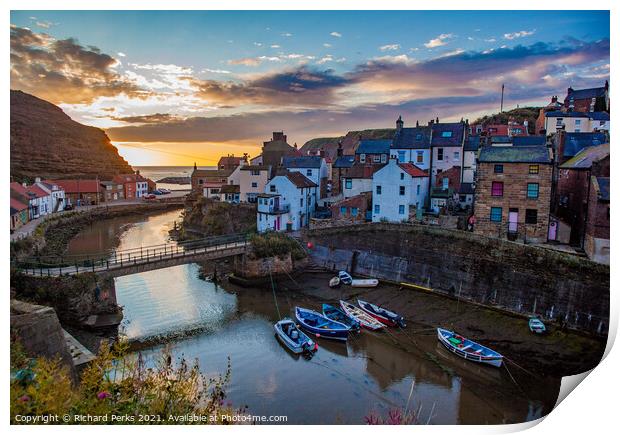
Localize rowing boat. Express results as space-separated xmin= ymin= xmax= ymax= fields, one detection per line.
xmin=357 ymin=299 xmax=406 ymax=328
xmin=437 ymin=328 xmax=503 ymax=368
xmin=295 ymin=307 xmax=350 ymax=341
xmin=322 ymin=303 xmax=361 ymax=332
xmin=274 ymin=318 xmax=318 ymax=354
xmin=528 ymin=316 xmax=546 ymax=334
xmin=339 ymin=300 xmax=385 ymax=331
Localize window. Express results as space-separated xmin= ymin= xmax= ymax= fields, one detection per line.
xmin=494 ymin=164 xmax=503 ymax=173
xmin=417 ymin=151 xmax=424 ymax=163
xmin=556 ymin=118 xmax=563 ymax=126
xmin=381 ymin=154 xmax=387 ymax=163
xmin=399 ymin=205 xmax=405 ymax=215
xmin=398 ymin=151 xmax=405 ymax=162
xmin=575 ymin=128 xmax=580 ymax=133
xmin=525 ymin=209 xmax=538 ymax=224
xmin=400 ymin=173 xmax=404 ymax=180
xmin=399 ymin=186 xmax=405 ymax=196
xmin=490 ymin=207 xmax=502 ymax=222
xmin=376 ymin=185 xmax=382 ymax=195
xmin=340 ymin=206 xmax=347 ymax=215
xmin=251 ymin=182 xmax=258 ymax=188
xmin=575 ymin=119 xmax=581 ymax=125
xmin=437 ymin=148 xmax=444 ymax=161
xmin=416 ymin=184 xmax=420 ymax=195
xmin=300 ymin=197 xmax=304 ymax=207
xmin=360 ymin=153 xmax=366 ymax=163
xmin=441 ymin=131 xmax=453 ymax=138
xmin=270 ymin=185 xmax=276 ymax=192
xmin=442 ymin=178 xmax=449 ymax=190
xmin=251 ymin=170 xmax=260 ymax=176
xmin=529 ymin=165 xmax=539 ymax=174
xmin=199 ymin=179 xmax=204 ymax=185
xmin=454 ymin=151 xmax=460 ymax=161
xmin=345 ymin=178 xmax=352 ymax=189
xmin=351 ymin=207 xmax=358 ymax=217
xmin=491 ymin=181 xmax=504 ymax=197
xmin=374 ymin=204 xmax=380 ymax=214
xmin=416 ymin=134 xmax=422 ymax=140
xmin=373 ymin=155 xmax=381 ymax=163
xmin=306 ymin=169 xmax=312 ymax=176
xmin=527 ymin=183 xmax=539 ymax=199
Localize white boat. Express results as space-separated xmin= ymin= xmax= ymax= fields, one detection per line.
xmin=338 ymin=271 xmax=378 ymax=288
xmin=329 ymin=277 xmax=341 ymax=288
xmin=339 ymin=300 xmax=385 ymax=331
xmin=274 ymin=318 xmax=318 ymax=354
xmin=528 ymin=316 xmax=546 ymax=334
xmin=437 ymin=328 xmax=503 ymax=368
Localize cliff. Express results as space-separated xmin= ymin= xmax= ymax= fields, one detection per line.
xmin=10 ymin=90 xmax=133 ymax=181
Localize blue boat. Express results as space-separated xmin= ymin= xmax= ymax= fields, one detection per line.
xmin=322 ymin=303 xmax=361 ymax=332
xmin=295 ymin=307 xmax=350 ymax=341
xmin=437 ymin=328 xmax=503 ymax=368
xmin=274 ymin=318 xmax=318 ymax=354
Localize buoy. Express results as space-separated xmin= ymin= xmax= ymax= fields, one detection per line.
xmin=315 ymin=333 xmax=320 ymax=338
xmin=314 ymin=343 xmax=319 ymax=351
xmin=307 ymin=242 xmax=313 ymax=249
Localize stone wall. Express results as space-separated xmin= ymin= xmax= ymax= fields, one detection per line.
xmin=305 ymin=223 xmax=609 ymax=335
xmin=236 ymin=253 xmax=293 ymax=278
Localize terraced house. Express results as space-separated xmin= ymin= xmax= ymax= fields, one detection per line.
xmin=473 ymin=145 xmax=553 ymax=243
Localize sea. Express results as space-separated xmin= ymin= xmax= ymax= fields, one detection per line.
xmin=134 ymin=166 xmax=215 ymax=191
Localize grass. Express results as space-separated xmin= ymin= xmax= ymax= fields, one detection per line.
xmin=249 ymin=232 xmax=307 ymax=260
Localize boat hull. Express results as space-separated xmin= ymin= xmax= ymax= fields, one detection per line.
xmin=339 ymin=300 xmax=385 ymax=331
xmin=351 ymin=279 xmax=379 ymax=288
xmin=274 ymin=319 xmax=316 ymax=354
xmin=357 ymin=300 xmax=405 ymax=328
xmin=295 ymin=307 xmax=350 ymax=341
xmin=322 ymin=304 xmax=360 ymax=332
xmin=437 ymin=328 xmax=503 ymax=368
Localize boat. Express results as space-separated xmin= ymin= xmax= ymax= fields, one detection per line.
xmin=528 ymin=316 xmax=546 ymax=334
xmin=339 ymin=300 xmax=385 ymax=331
xmin=274 ymin=318 xmax=318 ymax=354
xmin=329 ymin=277 xmax=341 ymax=288
xmin=357 ymin=299 xmax=406 ymax=328
xmin=295 ymin=307 xmax=350 ymax=341
xmin=322 ymin=303 xmax=361 ymax=332
xmin=338 ymin=271 xmax=379 ymax=288
xmin=437 ymin=328 xmax=503 ymax=368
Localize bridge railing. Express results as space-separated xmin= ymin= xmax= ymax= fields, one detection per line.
xmin=13 ymin=233 xmax=249 ymax=274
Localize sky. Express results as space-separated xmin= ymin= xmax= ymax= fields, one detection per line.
xmin=10 ymin=10 xmax=610 ymax=166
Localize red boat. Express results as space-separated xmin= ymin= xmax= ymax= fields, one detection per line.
xmin=357 ymin=300 xmax=406 ymax=328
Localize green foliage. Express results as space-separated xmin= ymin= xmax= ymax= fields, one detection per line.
xmin=472 ymin=107 xmax=541 ymax=134
xmin=249 ymin=232 xmax=306 ymax=260
xmin=11 ymin=339 xmax=240 ymax=424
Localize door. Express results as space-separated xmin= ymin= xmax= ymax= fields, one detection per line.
xmin=276 ymin=216 xmax=281 ymax=231
xmin=508 ymin=209 xmax=519 ymax=233
xmin=548 ymin=220 xmax=557 ymax=241
xmin=274 ymin=196 xmax=279 ymax=211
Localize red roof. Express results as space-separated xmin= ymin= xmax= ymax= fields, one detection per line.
xmin=51 ymin=179 xmax=101 ymax=194
xmin=285 ymin=171 xmax=317 ymax=188
xmin=112 ymin=173 xmax=147 ymax=184
xmin=10 ymin=181 xmax=48 ymax=198
xmin=398 ymin=163 xmax=428 ymax=178
xmin=10 ymin=197 xmax=28 ymax=211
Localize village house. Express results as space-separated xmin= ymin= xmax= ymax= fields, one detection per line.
xmin=390 ymin=116 xmax=432 ymax=170
xmin=10 ymin=182 xmax=41 ymax=220
xmin=430 ymin=120 xmax=467 ymax=186
xmin=544 ymin=111 xmax=594 ymax=134
xmin=553 ymin=131 xmax=607 ymax=166
xmin=331 ymin=152 xmax=355 ymax=197
xmin=112 ymin=173 xmax=149 ymax=200
xmin=564 ymin=81 xmax=609 ymax=113
xmin=535 ymin=95 xmax=565 ymax=134
xmin=100 ymin=180 xmax=126 ymax=202
xmin=371 ymin=158 xmax=429 ymax=222
xmin=219 ymin=184 xmax=240 ymax=203
xmin=473 ymin=145 xmax=553 ymax=243
xmin=34 ymin=179 xmax=65 ymax=213
xmin=48 ymin=179 xmax=101 ymax=207
xmin=260 ymin=131 xmax=301 ymax=177
xmin=329 ymin=192 xmax=371 ymax=223
xmin=257 ymin=171 xmax=318 ymax=232
xmin=282 ymin=155 xmax=328 ymax=199
xmin=584 ymin=176 xmax=609 ymax=264
xmin=238 ymin=165 xmax=270 ymax=203
xmin=355 ymin=139 xmax=391 ymax=165
xmin=218 ymin=154 xmax=247 ymax=170
xmin=225 ymin=158 xmax=248 ymax=187
xmin=431 ymin=165 xmax=461 ymax=213
xmin=555 ymin=143 xmax=609 ymax=247
xmin=202 ymin=182 xmax=222 ymax=200
xmin=190 ymin=164 xmax=234 ymax=194
xmin=342 ymin=163 xmax=383 ymax=199
xmin=10 ymin=197 xmax=29 ymax=232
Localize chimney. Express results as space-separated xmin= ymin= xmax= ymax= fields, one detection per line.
xmin=416 ymin=120 xmax=419 ymax=127
xmin=319 ymin=148 xmax=325 ymax=157
xmin=136 ymin=170 xmax=140 ymax=175
xmin=35 ymin=177 xmax=41 ymax=183
xmin=436 ymin=117 xmax=439 ymax=124
xmin=396 ymin=115 xmax=403 ymax=132
xmin=551 ymin=96 xmax=557 ymax=104
xmin=337 ymin=141 xmax=343 ymax=157
xmin=605 ymin=80 xmax=609 ymax=90
xmin=194 ymin=162 xmax=197 ymax=170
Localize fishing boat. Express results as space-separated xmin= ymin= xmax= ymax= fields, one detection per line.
xmin=437 ymin=328 xmax=503 ymax=368
xmin=274 ymin=318 xmax=318 ymax=354
xmin=295 ymin=307 xmax=350 ymax=341
xmin=357 ymin=299 xmax=406 ymax=328
xmin=339 ymin=300 xmax=385 ymax=331
xmin=329 ymin=277 xmax=341 ymax=288
xmin=528 ymin=316 xmax=546 ymax=334
xmin=322 ymin=303 xmax=361 ymax=332
xmin=338 ymin=271 xmax=379 ymax=288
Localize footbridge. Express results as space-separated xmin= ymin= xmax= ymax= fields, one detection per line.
xmin=14 ymin=234 xmax=249 ymax=278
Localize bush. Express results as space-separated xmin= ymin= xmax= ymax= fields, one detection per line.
xmin=249 ymin=232 xmax=306 ymax=260
xmin=11 ymin=339 xmax=242 ymax=424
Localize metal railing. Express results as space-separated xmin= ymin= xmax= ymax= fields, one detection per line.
xmin=14 ymin=233 xmax=249 ymax=276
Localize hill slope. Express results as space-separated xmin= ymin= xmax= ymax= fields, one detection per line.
xmin=10 ymin=90 xmax=133 ymax=181
xmin=300 ymin=128 xmax=395 ymax=160
xmin=472 ymin=107 xmax=541 ymax=134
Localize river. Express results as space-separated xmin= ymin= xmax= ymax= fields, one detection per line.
xmin=66 ymin=209 xmax=550 ymax=424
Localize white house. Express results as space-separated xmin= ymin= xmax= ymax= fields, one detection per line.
xmin=135 ymin=173 xmax=149 ymax=198
xmin=282 ymin=155 xmax=328 ymax=199
xmin=35 ymin=179 xmax=65 ymax=213
xmin=239 ymin=165 xmax=270 ymax=203
xmin=202 ymin=182 xmax=222 ymax=200
xmin=390 ymin=117 xmax=432 ymax=170
xmin=371 ymin=158 xmax=429 ymax=222
xmin=341 ymin=163 xmax=380 ymax=199
xmin=257 ymin=171 xmax=317 ymax=232
xmin=544 ymin=111 xmax=593 ymax=134
xmin=430 ymin=122 xmax=466 ymax=185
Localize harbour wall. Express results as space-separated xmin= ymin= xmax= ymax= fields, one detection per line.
xmin=305 ymin=223 xmax=609 ymax=335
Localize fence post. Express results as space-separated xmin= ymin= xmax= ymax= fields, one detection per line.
xmin=75 ymin=263 xmax=79 ymax=274
xmin=107 ymin=260 xmax=109 ymax=270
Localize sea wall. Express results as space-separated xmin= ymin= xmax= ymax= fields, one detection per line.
xmin=305 ymin=223 xmax=609 ymax=335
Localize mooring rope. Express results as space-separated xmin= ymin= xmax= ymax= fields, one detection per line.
xmin=269 ymin=269 xmax=281 ymax=320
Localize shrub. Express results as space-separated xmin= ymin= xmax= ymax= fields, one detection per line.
xmin=249 ymin=232 xmax=306 ymax=260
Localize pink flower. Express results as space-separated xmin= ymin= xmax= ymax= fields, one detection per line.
xmin=18 ymin=395 xmax=30 ymax=402
xmin=97 ymin=391 xmax=111 ymax=400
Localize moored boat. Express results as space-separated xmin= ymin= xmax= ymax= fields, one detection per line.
xmin=322 ymin=303 xmax=361 ymax=332
xmin=338 ymin=271 xmax=353 ymax=285
xmin=295 ymin=307 xmax=350 ymax=341
xmin=274 ymin=318 xmax=318 ymax=354
xmin=528 ymin=316 xmax=546 ymax=334
xmin=338 ymin=271 xmax=379 ymax=288
xmin=339 ymin=300 xmax=385 ymax=331
xmin=329 ymin=277 xmax=341 ymax=288
xmin=437 ymin=328 xmax=503 ymax=368
xmin=357 ymin=299 xmax=406 ymax=328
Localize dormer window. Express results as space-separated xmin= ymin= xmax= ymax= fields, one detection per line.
xmin=441 ymin=131 xmax=453 ymax=138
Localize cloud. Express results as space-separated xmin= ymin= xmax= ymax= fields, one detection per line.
xmin=323 ymin=43 xmax=332 ymax=48
xmin=504 ymin=30 xmax=536 ymax=40
xmin=271 ymin=44 xmax=280 ymax=48
xmin=228 ymin=57 xmax=262 ymax=66
xmin=10 ymin=25 xmax=142 ymax=104
xmin=281 ymin=32 xmax=293 ymax=37
xmin=35 ymin=21 xmax=56 ymax=29
xmin=202 ymin=68 xmax=232 ymax=74
xmin=485 ymin=38 xmax=496 ymax=43
xmin=253 ymin=42 xmax=263 ymax=47
xmin=424 ymin=33 xmax=453 ymax=48
xmin=330 ymin=32 xmax=342 ymax=38
xmin=110 ymin=113 xmax=182 ymax=124
xmin=117 ymin=52 xmax=126 ymax=57
xmin=379 ymin=44 xmax=400 ymax=52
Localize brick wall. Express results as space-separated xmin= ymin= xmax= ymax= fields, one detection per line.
xmin=330 ymin=193 xmax=370 ymax=222
xmin=474 ymin=161 xmax=552 ymax=242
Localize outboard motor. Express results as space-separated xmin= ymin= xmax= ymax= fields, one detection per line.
xmin=291 ymin=330 xmax=299 ymax=341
